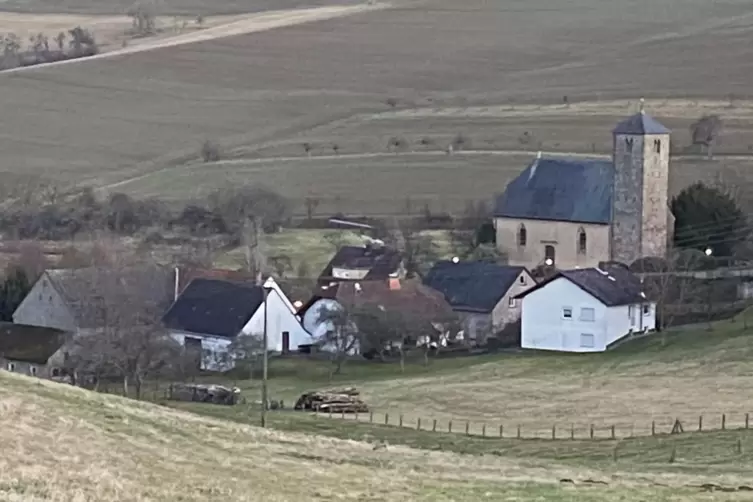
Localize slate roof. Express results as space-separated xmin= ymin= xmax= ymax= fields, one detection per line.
xmin=162 ymin=278 xmax=264 ymax=338
xmin=515 ymin=267 xmax=645 ymax=307
xmin=0 ymin=323 xmax=67 ymax=364
xmin=318 ymin=245 xmax=402 ymax=283
xmin=45 ymin=265 xmax=175 ymax=329
xmin=613 ymin=112 xmax=670 ymax=135
xmin=493 ymin=156 xmax=614 ymax=224
xmin=423 ymin=261 xmax=527 ymax=313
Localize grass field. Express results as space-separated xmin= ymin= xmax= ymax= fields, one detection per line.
xmin=6 ymin=370 xmax=753 ymax=501
xmin=1 ymin=0 xmax=753 ymax=211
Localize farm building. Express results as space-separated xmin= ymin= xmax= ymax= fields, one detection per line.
xmin=318 ymin=242 xmax=404 ymax=284
xmin=494 ymin=109 xmax=674 ymax=270
xmin=0 ymin=322 xmax=67 ymax=378
xmin=162 ymin=277 xmax=312 ymax=371
xmin=423 ymin=260 xmax=534 ymax=343
xmin=515 ymin=266 xmax=655 ymax=353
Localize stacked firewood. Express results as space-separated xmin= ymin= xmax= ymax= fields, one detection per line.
xmin=294 ymin=387 xmax=369 ymax=413
xmin=168 ymin=383 xmax=241 ymax=406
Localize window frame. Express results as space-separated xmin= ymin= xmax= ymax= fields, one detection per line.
xmin=642 ymin=304 xmax=650 ymax=316
xmin=562 ymin=307 xmax=573 ymax=320
xmin=508 ymin=297 xmax=516 ymax=308
xmin=580 ymin=333 xmax=595 ymax=348
xmin=579 ymin=307 xmax=595 ymax=322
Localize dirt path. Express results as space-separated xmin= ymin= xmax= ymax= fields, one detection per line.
xmin=1 ymin=2 xmax=392 ymax=74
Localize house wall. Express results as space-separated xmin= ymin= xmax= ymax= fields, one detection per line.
xmin=242 ymin=289 xmax=313 ymax=352
xmin=491 ymin=269 xmax=535 ymax=329
xmin=521 ymin=278 xmax=609 ymax=352
xmin=169 ymin=330 xmax=234 ymax=372
xmin=495 ymin=218 xmax=609 ymax=270
xmin=604 ymin=301 xmax=657 ymax=346
xmin=12 ymin=273 xmax=77 ymax=332
xmin=0 ymin=358 xmax=48 ymax=378
xmin=457 ymin=312 xmax=492 ymax=344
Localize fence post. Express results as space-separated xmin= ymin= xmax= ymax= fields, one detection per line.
xmin=449 ymin=420 xmax=453 ymax=433
xmin=651 ymin=421 xmax=656 ymax=436
xmin=385 ymin=413 xmax=389 ymax=425
xmin=329 ymin=408 xmax=332 ymax=419
xmin=433 ymin=419 xmax=437 ymax=432
xmin=611 ymin=425 xmax=615 ymax=440
xmin=517 ymin=425 xmax=521 ymax=439
xmin=370 ymin=411 xmax=373 ymax=423
xmin=399 ymin=415 xmax=403 ymax=428
xmin=341 ymin=410 xmax=345 ymax=420
xmin=571 ymin=424 xmax=575 ymax=440
xmin=722 ymin=413 xmax=726 ymax=430
xmin=499 ymin=425 xmax=503 ymax=438
xmin=590 ymin=424 xmax=594 ymax=439
xmin=465 ymin=421 xmax=470 ymax=436
xmin=552 ymin=425 xmax=556 ymax=440
xmin=354 ymin=411 xmax=358 ymax=422
xmin=747 ymin=413 xmax=750 ymax=430
xmin=699 ymin=415 xmax=703 ymax=432
xmin=417 ymin=418 xmax=421 ymax=430
xmin=738 ymin=438 xmax=743 ymax=454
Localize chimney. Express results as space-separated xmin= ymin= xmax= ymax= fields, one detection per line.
xmin=388 ymin=278 xmax=401 ymax=290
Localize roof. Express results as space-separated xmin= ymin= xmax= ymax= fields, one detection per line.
xmin=0 ymin=323 xmax=67 ymax=364
xmin=162 ymin=278 xmax=264 ymax=338
xmin=423 ymin=261 xmax=527 ymax=313
xmin=45 ymin=265 xmax=174 ymax=329
xmin=515 ymin=267 xmax=645 ymax=307
xmin=494 ymin=156 xmax=613 ymax=224
xmin=300 ymin=279 xmax=454 ymax=322
xmin=176 ymin=267 xmax=256 ymax=296
xmin=612 ymin=112 xmax=670 ymax=135
xmin=319 ymin=245 xmax=402 ymax=282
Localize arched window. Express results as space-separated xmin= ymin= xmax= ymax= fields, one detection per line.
xmin=517 ymin=224 xmax=527 ymax=247
xmin=577 ymin=227 xmax=587 ymax=254
xmin=625 ymin=137 xmax=634 ymax=149
xmin=544 ymin=245 xmax=555 ymax=264
xmin=654 ymin=138 xmax=661 ymax=154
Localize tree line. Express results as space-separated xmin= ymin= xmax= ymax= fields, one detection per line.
xmin=0 ymin=27 xmax=97 ymax=71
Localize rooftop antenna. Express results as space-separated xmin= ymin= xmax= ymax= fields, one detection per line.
xmin=639 ymin=97 xmax=645 ymax=114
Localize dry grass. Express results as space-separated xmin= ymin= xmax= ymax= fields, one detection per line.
xmin=1 ymin=371 xmax=736 ymax=502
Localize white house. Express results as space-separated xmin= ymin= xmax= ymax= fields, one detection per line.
xmin=162 ymin=277 xmax=313 ymax=371
xmin=515 ymin=266 xmax=655 ymax=352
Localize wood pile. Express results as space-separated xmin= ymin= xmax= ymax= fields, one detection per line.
xmin=168 ymin=383 xmax=241 ymax=406
xmin=294 ymin=387 xmax=369 ymax=413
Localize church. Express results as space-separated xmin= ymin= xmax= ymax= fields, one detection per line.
xmin=493 ymin=108 xmax=673 ymax=270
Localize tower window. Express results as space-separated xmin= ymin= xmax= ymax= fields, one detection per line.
xmin=577 ymin=228 xmax=587 ymax=254
xmin=517 ymin=224 xmax=527 ymax=247
xmin=654 ymin=139 xmax=661 ymax=153
xmin=625 ymin=137 xmax=634 ymax=149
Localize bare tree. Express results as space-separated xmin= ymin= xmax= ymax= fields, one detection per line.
xmin=304 ymin=196 xmax=319 ymax=221
xmin=201 ymin=140 xmax=221 ymax=162
xmin=690 ymin=115 xmax=723 ymax=159
xmin=316 ymin=305 xmax=360 ymax=376
xmin=54 ymin=32 xmax=66 ymax=51
xmin=385 ymin=219 xmax=439 ymax=278
xmin=127 ymin=1 xmax=157 ymax=35
xmin=226 ymin=333 xmax=264 ymax=377
xmin=68 ymin=26 xmax=97 ymax=56
xmin=302 ymin=142 xmax=312 ymax=157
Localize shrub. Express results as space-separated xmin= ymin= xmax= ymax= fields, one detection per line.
xmin=201 ymin=140 xmax=221 ymax=162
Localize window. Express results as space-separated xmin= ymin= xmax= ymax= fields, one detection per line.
xmin=7 ymin=362 xmax=15 ymax=372
xmin=580 ymin=308 xmax=595 ymax=322
xmin=562 ymin=307 xmax=573 ymax=319
xmin=629 ymin=306 xmax=635 ymax=326
xmin=517 ymin=224 xmax=527 ymax=247
xmin=52 ymin=368 xmax=60 ymax=377
xmin=577 ymin=227 xmax=587 ymax=255
xmin=519 ymin=275 xmax=526 ymax=285
xmin=580 ymin=333 xmax=595 ymax=348
xmin=654 ymin=139 xmax=661 ymax=154
xmin=625 ymin=137 xmax=634 ymax=149
xmin=30 ymin=366 xmax=37 ymax=376
xmin=544 ymin=245 xmax=556 ymax=264
xmin=643 ymin=304 xmax=650 ymax=315
xmin=508 ymin=297 xmax=516 ymax=308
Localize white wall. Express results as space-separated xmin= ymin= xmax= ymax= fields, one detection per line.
xmin=170 ymin=330 xmax=233 ymax=372
xmin=242 ymin=289 xmax=314 ymax=353
xmin=521 ymin=277 xmax=657 ymax=353
xmin=13 ymin=273 xmax=77 ymax=332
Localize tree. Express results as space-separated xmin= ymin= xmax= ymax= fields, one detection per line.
xmin=690 ymin=115 xmax=723 ymax=158
xmin=304 ymin=196 xmax=319 ymax=221
xmin=452 ymin=133 xmax=470 ymax=151
xmin=316 ymin=305 xmax=360 ymax=376
xmin=671 ymin=182 xmax=746 ymax=257
xmin=226 ymin=333 xmax=264 ymax=378
xmin=201 ymin=140 xmax=221 ymax=162
xmin=207 ymin=185 xmax=290 ymax=234
xmin=127 ymin=1 xmax=157 ymax=35
xmin=54 ymin=32 xmax=66 ymax=51
xmin=68 ymin=26 xmax=97 ymax=56
xmin=385 ymin=220 xmax=439 ymax=278
xmin=0 ymin=266 xmax=31 ymax=321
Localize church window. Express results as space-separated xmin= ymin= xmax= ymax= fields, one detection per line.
xmin=544 ymin=245 xmax=556 ymax=264
xmin=654 ymin=139 xmax=661 ymax=153
xmin=625 ymin=137 xmax=634 ymax=150
xmin=517 ymin=225 xmax=527 ymax=247
xmin=577 ymin=228 xmax=587 ymax=254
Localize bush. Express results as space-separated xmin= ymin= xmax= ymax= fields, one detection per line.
xmin=201 ymin=140 xmax=221 ymax=162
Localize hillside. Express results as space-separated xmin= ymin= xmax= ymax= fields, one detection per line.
xmin=4 ymin=372 xmax=753 ymax=502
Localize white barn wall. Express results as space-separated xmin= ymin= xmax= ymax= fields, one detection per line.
xmin=170 ymin=330 xmax=234 ymax=372
xmin=521 ymin=278 xmax=608 ymax=352
xmin=242 ymin=289 xmax=313 ymax=352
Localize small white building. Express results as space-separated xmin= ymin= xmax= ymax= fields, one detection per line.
xmin=163 ymin=277 xmax=313 ymax=371
xmin=515 ymin=266 xmax=655 ymax=352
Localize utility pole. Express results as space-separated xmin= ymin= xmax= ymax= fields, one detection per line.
xmin=261 ymin=284 xmax=269 ymax=428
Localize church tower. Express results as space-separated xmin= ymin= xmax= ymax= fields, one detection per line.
xmin=610 ymin=103 xmax=671 ymax=265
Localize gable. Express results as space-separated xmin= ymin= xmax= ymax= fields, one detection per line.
xmin=12 ymin=273 xmax=77 ymax=331
xmin=424 ymin=261 xmax=526 ymax=312
xmin=522 ymin=277 xmax=603 ymax=307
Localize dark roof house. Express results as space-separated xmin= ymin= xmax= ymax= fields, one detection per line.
xmin=162 ymin=278 xmax=264 ymax=338
xmin=318 ymin=244 xmax=403 ymax=283
xmin=0 ymin=323 xmax=67 ymax=365
xmin=515 ymin=267 xmax=645 ymax=307
xmin=424 ymin=261 xmax=529 ymax=313
xmin=493 ymin=156 xmax=614 ymax=225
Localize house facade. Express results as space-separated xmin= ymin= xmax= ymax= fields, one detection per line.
xmin=493 ymin=110 xmax=672 ymax=270
xmin=163 ymin=277 xmax=312 ymax=371
xmin=0 ymin=323 xmax=67 ymax=378
xmin=516 ymin=267 xmax=655 ymax=353
xmin=424 ymin=261 xmax=534 ymax=342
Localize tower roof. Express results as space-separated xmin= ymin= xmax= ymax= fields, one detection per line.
xmin=613 ymin=112 xmax=670 ymax=135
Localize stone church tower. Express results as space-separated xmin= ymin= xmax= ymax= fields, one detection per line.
xmin=610 ymin=106 xmax=671 ymax=265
